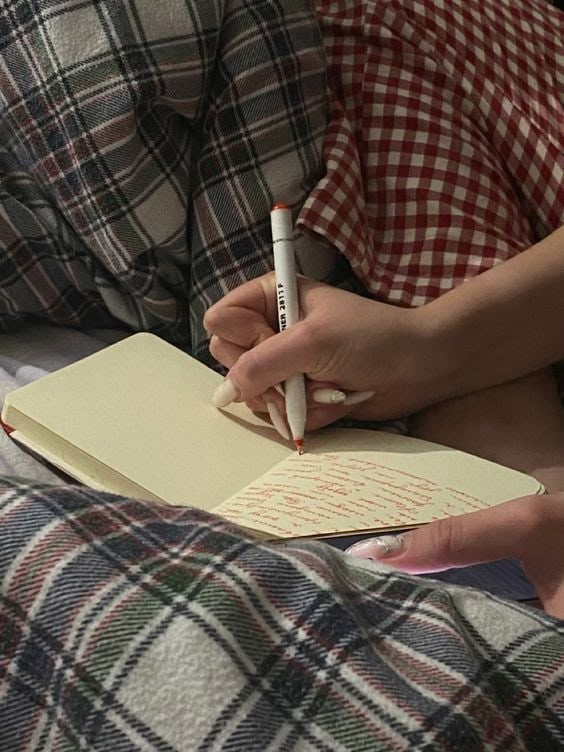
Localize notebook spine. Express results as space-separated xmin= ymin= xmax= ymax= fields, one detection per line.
xmin=0 ymin=416 xmax=15 ymax=434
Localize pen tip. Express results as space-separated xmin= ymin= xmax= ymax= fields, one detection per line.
xmin=272 ymin=201 xmax=289 ymax=211
xmin=294 ymin=438 xmax=304 ymax=455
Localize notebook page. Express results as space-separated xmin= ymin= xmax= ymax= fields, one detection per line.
xmin=3 ymin=333 xmax=292 ymax=509
xmin=213 ymin=442 xmax=542 ymax=539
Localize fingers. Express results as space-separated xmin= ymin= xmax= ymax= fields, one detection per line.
xmin=209 ymin=336 xmax=246 ymax=370
xmin=207 ymin=305 xmax=276 ymax=352
xmin=346 ymin=495 xmax=548 ymax=574
xmin=216 ymin=322 xmax=318 ymax=401
xmin=217 ymin=328 xmax=377 ymax=404
xmin=204 ymin=275 xmax=278 ymax=350
xmin=206 ymin=274 xmax=303 ymax=398
xmin=251 ymin=393 xmax=359 ymax=433
xmin=308 ymin=382 xmax=376 ymax=407
xmin=246 ymin=390 xmax=345 ymax=439
xmin=305 ymin=381 xmax=376 ymax=429
xmin=304 ymin=403 xmax=353 ymax=431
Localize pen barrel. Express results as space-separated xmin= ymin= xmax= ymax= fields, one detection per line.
xmin=284 ymin=373 xmax=307 ymax=441
xmin=271 ymin=204 xmax=306 ymax=445
xmin=271 ymin=207 xmax=299 ymax=330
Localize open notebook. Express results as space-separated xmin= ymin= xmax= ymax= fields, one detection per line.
xmin=1 ymin=333 xmax=543 ymax=541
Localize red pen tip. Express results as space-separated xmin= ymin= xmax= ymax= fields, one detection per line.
xmin=272 ymin=202 xmax=289 ymax=211
xmin=294 ymin=438 xmax=304 ymax=455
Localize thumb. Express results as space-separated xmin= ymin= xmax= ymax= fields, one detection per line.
xmin=346 ymin=496 xmax=540 ymax=574
xmin=219 ymin=322 xmax=316 ymax=402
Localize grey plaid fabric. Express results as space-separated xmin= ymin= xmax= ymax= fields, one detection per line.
xmin=0 ymin=0 xmax=327 ymax=360
xmin=1 ymin=480 xmax=563 ymax=751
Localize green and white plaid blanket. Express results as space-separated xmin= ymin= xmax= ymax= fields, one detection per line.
xmin=0 ymin=480 xmax=563 ymax=751
xmin=0 ymin=0 xmax=327 ymax=360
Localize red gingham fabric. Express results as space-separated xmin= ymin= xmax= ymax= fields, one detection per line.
xmin=300 ymin=0 xmax=564 ymax=305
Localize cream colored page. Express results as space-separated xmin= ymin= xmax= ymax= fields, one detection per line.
xmin=5 ymin=340 xmax=541 ymax=519
xmin=213 ymin=447 xmax=541 ymax=538
xmin=4 ymin=333 xmax=292 ymax=509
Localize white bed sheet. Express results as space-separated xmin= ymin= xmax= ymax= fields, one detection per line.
xmin=0 ymin=324 xmax=129 ymax=483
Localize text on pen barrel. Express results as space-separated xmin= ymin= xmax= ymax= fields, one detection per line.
xmin=277 ymin=282 xmax=288 ymax=330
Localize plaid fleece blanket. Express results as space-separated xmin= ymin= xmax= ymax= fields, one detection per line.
xmin=0 ymin=0 xmax=327 ymax=361
xmin=0 ymin=480 xmax=563 ymax=752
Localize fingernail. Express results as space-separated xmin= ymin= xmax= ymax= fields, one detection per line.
xmin=345 ymin=534 xmax=406 ymax=560
xmin=343 ymin=390 xmax=375 ymax=406
xmin=266 ymin=401 xmax=290 ymax=440
xmin=212 ymin=378 xmax=238 ymax=408
xmin=274 ymin=383 xmax=285 ymax=397
xmin=312 ymin=388 xmax=347 ymax=404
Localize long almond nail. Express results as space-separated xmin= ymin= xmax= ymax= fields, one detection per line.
xmin=345 ymin=534 xmax=405 ymax=560
xmin=312 ymin=388 xmax=347 ymax=404
xmin=212 ymin=378 xmax=238 ymax=408
xmin=266 ymin=401 xmax=290 ymax=440
xmin=343 ymin=390 xmax=375 ymax=406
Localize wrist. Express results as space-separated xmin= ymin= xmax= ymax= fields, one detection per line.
xmin=406 ymin=303 xmax=460 ymax=409
xmin=413 ymin=226 xmax=564 ymax=402
xmin=414 ymin=269 xmax=533 ymax=402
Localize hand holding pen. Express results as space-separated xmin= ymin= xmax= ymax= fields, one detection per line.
xmin=206 ymin=218 xmax=442 ymax=441
xmin=206 ymin=205 xmax=446 ymax=439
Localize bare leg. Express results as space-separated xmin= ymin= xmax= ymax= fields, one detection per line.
xmin=411 ymin=368 xmax=564 ymax=493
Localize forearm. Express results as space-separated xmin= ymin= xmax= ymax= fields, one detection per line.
xmin=419 ymin=225 xmax=564 ymax=402
xmin=206 ymin=229 xmax=564 ymax=424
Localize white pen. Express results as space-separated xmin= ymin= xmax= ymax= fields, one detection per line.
xmin=270 ymin=202 xmax=307 ymax=454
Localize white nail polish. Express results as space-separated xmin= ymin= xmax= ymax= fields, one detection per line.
xmin=212 ymin=378 xmax=238 ymax=408
xmin=312 ymin=388 xmax=347 ymax=405
xmin=266 ymin=401 xmax=290 ymax=440
xmin=343 ymin=390 xmax=375 ymax=406
xmin=345 ymin=534 xmax=405 ymax=560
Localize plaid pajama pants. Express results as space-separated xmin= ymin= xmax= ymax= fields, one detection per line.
xmin=0 ymin=0 xmax=327 ymax=360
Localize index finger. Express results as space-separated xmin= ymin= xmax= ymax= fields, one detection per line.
xmin=204 ymin=275 xmax=279 ymax=349
xmin=393 ymin=495 xmax=557 ymax=574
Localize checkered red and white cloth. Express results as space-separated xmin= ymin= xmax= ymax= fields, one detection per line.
xmin=301 ymin=0 xmax=564 ymax=305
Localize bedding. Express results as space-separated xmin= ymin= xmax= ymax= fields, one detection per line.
xmin=0 ymin=0 xmax=329 ymax=363
xmin=0 ymin=326 xmax=562 ymax=751
xmin=0 ymin=325 xmax=128 ymax=483
xmin=1 ymin=479 xmax=563 ymax=752
xmin=0 ymin=1 xmax=563 ymax=749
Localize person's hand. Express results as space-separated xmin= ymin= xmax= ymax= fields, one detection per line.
xmin=346 ymin=494 xmax=564 ymax=619
xmin=204 ymin=273 xmax=444 ymax=431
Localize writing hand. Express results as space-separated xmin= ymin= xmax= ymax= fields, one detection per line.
xmin=204 ymin=273 xmax=441 ymax=429
xmin=347 ymin=494 xmax=564 ymax=619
